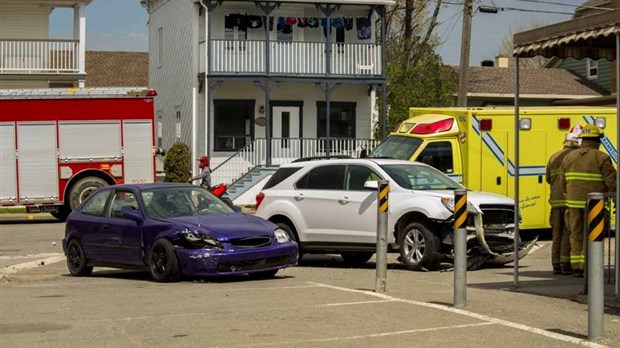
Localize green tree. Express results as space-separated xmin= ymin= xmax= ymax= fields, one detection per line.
xmin=376 ymin=0 xmax=457 ymax=138
xmin=164 ymin=142 xmax=191 ymax=183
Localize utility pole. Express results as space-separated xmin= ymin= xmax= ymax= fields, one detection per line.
xmin=457 ymin=0 xmax=473 ymax=107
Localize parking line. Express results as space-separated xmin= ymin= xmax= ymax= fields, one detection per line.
xmin=309 ymin=281 xmax=608 ymax=348
xmin=317 ymin=299 xmax=395 ymax=307
xmin=235 ymin=322 xmax=496 ymax=347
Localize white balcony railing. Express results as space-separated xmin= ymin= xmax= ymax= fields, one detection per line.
xmin=209 ymin=39 xmax=381 ymax=76
xmin=212 ymin=137 xmax=380 ymax=185
xmin=0 ymin=39 xmax=79 ymax=73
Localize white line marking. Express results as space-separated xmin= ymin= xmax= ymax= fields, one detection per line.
xmin=308 ymin=282 xmax=608 ymax=348
xmin=234 ymin=322 xmax=495 ymax=347
xmin=317 ymin=299 xmax=395 ymax=307
xmin=0 ymin=254 xmax=65 ymax=276
xmin=0 ymin=252 xmax=62 ymax=261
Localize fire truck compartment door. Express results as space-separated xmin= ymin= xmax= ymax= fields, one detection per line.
xmin=123 ymin=121 xmax=154 ymax=184
xmin=17 ymin=122 xmax=59 ymax=201
xmin=1 ymin=123 xmax=17 ymax=202
xmin=59 ymin=121 xmax=121 ymax=160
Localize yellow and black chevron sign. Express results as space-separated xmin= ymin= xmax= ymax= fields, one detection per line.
xmin=454 ymin=192 xmax=467 ymax=229
xmin=378 ymin=182 xmax=389 ymax=213
xmin=588 ymin=198 xmax=605 ymax=242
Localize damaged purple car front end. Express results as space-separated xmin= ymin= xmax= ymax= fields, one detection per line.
xmin=155 ymin=215 xmax=299 ymax=277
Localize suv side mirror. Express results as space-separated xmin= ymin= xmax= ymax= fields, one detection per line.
xmin=364 ymin=181 xmax=379 ymax=190
xmin=123 ymin=209 xmax=145 ymax=225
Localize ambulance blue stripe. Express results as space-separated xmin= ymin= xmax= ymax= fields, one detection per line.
xmin=583 ymin=115 xmax=618 ymax=164
xmin=472 ymin=116 xmax=546 ymax=177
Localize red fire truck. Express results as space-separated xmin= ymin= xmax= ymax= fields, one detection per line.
xmin=0 ymin=88 xmax=157 ymax=221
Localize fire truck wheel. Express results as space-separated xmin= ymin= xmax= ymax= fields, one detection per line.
xmin=69 ymin=177 xmax=109 ymax=210
xmin=51 ymin=205 xmax=71 ymax=222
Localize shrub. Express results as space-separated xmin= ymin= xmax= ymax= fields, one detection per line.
xmin=164 ymin=142 xmax=191 ymax=183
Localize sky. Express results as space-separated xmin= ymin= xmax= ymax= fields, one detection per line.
xmin=49 ymin=0 xmax=587 ymax=66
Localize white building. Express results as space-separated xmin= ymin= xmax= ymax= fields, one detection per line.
xmin=0 ymin=0 xmax=90 ymax=89
xmin=142 ymin=0 xmax=391 ymax=201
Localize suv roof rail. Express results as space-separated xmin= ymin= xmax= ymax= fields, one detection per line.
xmin=292 ymin=155 xmax=353 ymax=163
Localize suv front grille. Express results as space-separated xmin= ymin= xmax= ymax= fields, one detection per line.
xmin=479 ymin=204 xmax=515 ymax=224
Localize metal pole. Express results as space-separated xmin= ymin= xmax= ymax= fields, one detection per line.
xmin=615 ymin=32 xmax=619 ymax=298
xmin=380 ymin=6 xmax=387 ymax=140
xmin=264 ymin=9 xmax=272 ymax=167
xmin=587 ymin=192 xmax=606 ymax=341
xmin=513 ymin=56 xmax=521 ymax=288
xmin=376 ymin=180 xmax=389 ymax=293
xmin=453 ymin=188 xmax=468 ymax=308
xmin=456 ymin=0 xmax=473 ymax=107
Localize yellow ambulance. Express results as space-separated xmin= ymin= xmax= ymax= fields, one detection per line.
xmin=369 ymin=107 xmax=618 ymax=230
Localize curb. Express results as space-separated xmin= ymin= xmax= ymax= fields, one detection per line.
xmin=0 ymin=213 xmax=56 ymax=222
xmin=0 ymin=254 xmax=65 ymax=282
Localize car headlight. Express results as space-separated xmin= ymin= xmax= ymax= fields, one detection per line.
xmin=274 ymin=228 xmax=290 ymax=243
xmin=441 ymin=197 xmax=478 ymax=214
xmin=178 ymin=229 xmax=222 ymax=249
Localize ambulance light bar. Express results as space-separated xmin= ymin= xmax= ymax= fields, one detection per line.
xmin=479 ymin=119 xmax=492 ymax=131
xmin=557 ymin=118 xmax=570 ymax=130
xmin=410 ymin=118 xmax=454 ymax=134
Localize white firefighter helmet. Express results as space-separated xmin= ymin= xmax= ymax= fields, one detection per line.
xmin=564 ymin=124 xmax=582 ymax=146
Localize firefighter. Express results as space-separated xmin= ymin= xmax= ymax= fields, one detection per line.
xmin=545 ymin=131 xmax=580 ymax=275
xmin=560 ymin=124 xmax=617 ymax=277
xmin=188 ymin=155 xmax=212 ymax=190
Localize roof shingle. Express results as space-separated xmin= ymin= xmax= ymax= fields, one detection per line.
xmin=85 ymin=51 xmax=148 ymax=88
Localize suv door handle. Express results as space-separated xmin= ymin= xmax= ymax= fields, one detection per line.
xmin=338 ymin=197 xmax=350 ymax=205
xmin=294 ymin=193 xmax=304 ymax=201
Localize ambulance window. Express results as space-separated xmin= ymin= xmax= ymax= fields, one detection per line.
xmin=418 ymin=142 xmax=453 ymax=173
xmin=369 ymin=136 xmax=422 ymax=160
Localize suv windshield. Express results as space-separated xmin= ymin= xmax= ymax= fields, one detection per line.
xmin=142 ymin=187 xmax=234 ymax=218
xmin=380 ymin=164 xmax=462 ymax=190
xmin=369 ymin=136 xmax=422 ymax=160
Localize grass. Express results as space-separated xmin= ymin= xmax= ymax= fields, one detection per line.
xmin=0 ymin=207 xmax=27 ymax=214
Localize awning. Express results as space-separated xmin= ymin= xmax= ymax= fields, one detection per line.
xmin=513 ymin=9 xmax=620 ymax=60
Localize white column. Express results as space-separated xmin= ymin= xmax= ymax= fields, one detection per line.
xmin=74 ymin=3 xmax=86 ymax=86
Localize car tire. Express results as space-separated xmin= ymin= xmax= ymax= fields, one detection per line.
xmin=398 ymin=222 xmax=441 ymax=271
xmin=341 ymin=252 xmax=374 ymax=265
xmin=149 ymin=239 xmax=181 ymax=282
xmin=66 ymin=239 xmax=93 ymax=276
xmin=69 ymin=176 xmax=108 ymax=210
xmin=248 ymin=269 xmax=279 ymax=279
xmin=275 ymin=222 xmax=303 ymax=263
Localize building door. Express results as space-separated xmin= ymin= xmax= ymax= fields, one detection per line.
xmin=272 ymin=105 xmax=301 ymax=163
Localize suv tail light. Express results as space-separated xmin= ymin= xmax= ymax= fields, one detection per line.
xmin=255 ymin=192 xmax=265 ymax=209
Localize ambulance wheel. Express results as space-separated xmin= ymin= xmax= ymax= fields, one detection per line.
xmin=69 ymin=177 xmax=108 ymax=210
xmin=398 ymin=222 xmax=441 ymax=271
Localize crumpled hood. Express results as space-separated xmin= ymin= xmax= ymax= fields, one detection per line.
xmin=413 ymin=190 xmax=514 ymax=210
xmin=158 ymin=213 xmax=276 ymax=241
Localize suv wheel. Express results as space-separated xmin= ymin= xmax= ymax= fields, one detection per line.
xmin=398 ymin=222 xmax=440 ymax=271
xmin=276 ymin=222 xmax=302 ymax=263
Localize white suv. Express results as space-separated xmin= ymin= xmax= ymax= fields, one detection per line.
xmin=255 ymin=157 xmax=536 ymax=270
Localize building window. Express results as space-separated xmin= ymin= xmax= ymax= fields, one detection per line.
xmin=158 ymin=27 xmax=164 ymax=67
xmin=317 ymin=102 xmax=356 ymax=139
xmin=175 ymin=107 xmax=181 ymax=140
xmin=214 ymin=100 xmax=254 ymax=151
xmin=587 ymin=59 xmax=598 ymax=80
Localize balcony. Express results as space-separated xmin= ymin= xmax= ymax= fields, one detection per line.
xmin=200 ymin=39 xmax=382 ymax=77
xmin=0 ymin=39 xmax=80 ymax=74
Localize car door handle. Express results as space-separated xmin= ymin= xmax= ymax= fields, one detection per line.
xmin=338 ymin=197 xmax=350 ymax=205
xmin=294 ymin=194 xmax=304 ymax=201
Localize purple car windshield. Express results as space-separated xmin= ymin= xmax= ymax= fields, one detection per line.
xmin=142 ymin=187 xmax=234 ymax=219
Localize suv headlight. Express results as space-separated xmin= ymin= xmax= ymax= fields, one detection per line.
xmin=274 ymin=228 xmax=290 ymax=243
xmin=441 ymin=197 xmax=478 ymax=214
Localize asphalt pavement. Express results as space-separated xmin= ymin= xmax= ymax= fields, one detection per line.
xmin=1 ymin=217 xmax=619 ymax=347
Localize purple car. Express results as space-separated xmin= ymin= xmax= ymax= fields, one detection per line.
xmin=62 ymin=183 xmax=298 ymax=282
